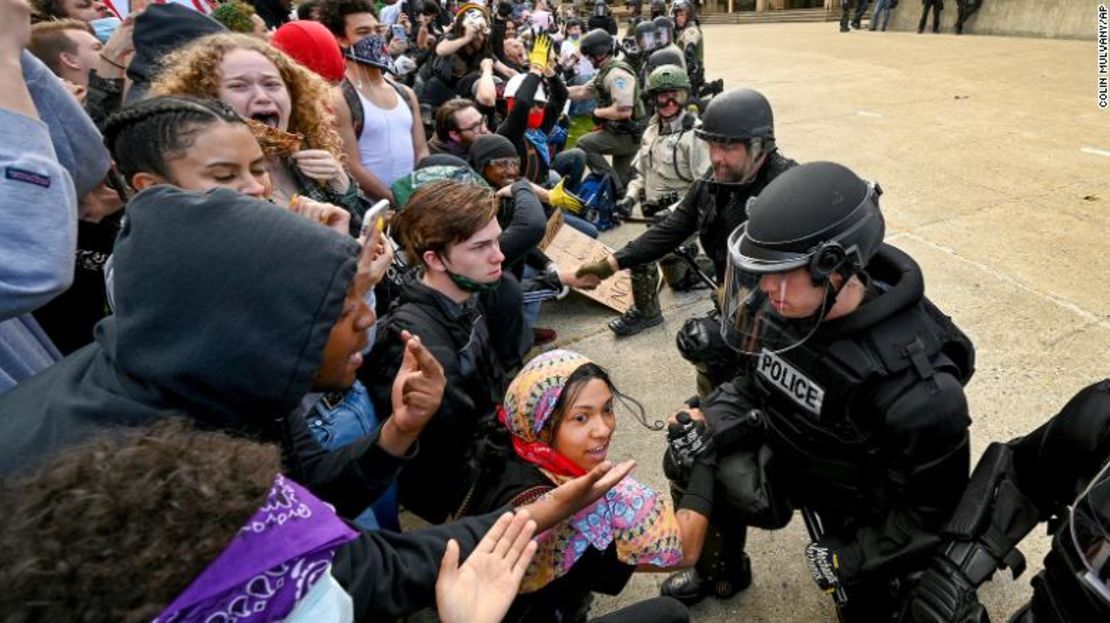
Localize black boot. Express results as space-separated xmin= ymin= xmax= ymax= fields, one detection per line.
xmin=608 ymin=307 xmax=663 ymax=336
xmin=660 ymin=553 xmax=752 ymax=606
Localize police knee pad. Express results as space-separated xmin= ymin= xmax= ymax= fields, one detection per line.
xmin=717 ymin=447 xmax=793 ymax=529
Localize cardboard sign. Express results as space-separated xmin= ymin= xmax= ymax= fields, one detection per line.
xmin=541 ymin=219 xmax=633 ymax=314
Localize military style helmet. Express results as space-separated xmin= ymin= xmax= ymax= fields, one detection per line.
xmin=649 ymin=0 xmax=666 ymax=17
xmin=646 ymin=63 xmax=690 ymax=94
xmin=580 ymin=28 xmax=616 ymax=58
xmin=720 ymin=162 xmax=885 ymax=354
xmin=652 ymin=15 xmax=674 ymax=45
xmin=695 ymin=88 xmax=774 ymax=144
xmin=593 ymin=0 xmax=609 ymax=16
xmin=644 ymin=46 xmax=683 ymax=76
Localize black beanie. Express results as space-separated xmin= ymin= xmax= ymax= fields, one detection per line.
xmin=468 ymin=134 xmax=519 ymax=173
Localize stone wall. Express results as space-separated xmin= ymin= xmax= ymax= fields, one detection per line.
xmin=884 ymin=0 xmax=1094 ymax=40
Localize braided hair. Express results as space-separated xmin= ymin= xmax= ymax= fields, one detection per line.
xmin=103 ymin=96 xmax=247 ymax=184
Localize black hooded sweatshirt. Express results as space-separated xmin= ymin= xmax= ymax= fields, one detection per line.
xmin=0 ymin=186 xmax=501 ymax=619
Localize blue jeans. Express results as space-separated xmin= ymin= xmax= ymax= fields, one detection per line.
xmin=872 ymin=0 xmax=892 ymax=30
xmin=568 ymin=73 xmax=597 ymax=117
xmin=307 ymin=381 xmax=400 ymax=531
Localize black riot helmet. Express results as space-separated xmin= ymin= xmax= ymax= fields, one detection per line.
xmin=649 ymin=0 xmax=665 ymax=18
xmin=652 ymin=15 xmax=673 ymax=46
xmin=720 ymin=162 xmax=885 ymax=354
xmin=580 ymin=28 xmax=616 ymax=61
xmin=593 ymin=0 xmax=609 ymax=17
xmin=633 ymin=19 xmax=660 ymax=54
xmin=644 ymin=47 xmax=684 ymax=77
xmin=672 ymin=0 xmax=696 ymax=26
xmin=696 ymin=87 xmax=774 ymax=144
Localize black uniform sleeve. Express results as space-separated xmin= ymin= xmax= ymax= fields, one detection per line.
xmin=333 ymin=510 xmax=503 ymax=620
xmin=1009 ymin=378 xmax=1110 ymax=515
xmin=281 ymin=407 xmax=414 ymax=519
xmin=837 ymin=372 xmax=971 ymax=584
xmin=498 ymin=180 xmax=547 ymax=266
xmin=613 ymin=183 xmax=701 ymax=269
xmin=543 ymin=74 xmax=568 ymax=134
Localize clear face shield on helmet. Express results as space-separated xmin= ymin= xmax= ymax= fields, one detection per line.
xmin=1068 ymin=459 xmax=1110 ymax=608
xmin=637 ymin=31 xmax=661 ymax=54
xmin=719 ymin=225 xmax=830 ymax=355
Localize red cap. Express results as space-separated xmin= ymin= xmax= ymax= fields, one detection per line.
xmin=271 ymin=21 xmax=346 ymax=84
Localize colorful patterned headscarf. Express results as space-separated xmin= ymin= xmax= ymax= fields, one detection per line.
xmin=500 ymin=349 xmax=683 ymax=592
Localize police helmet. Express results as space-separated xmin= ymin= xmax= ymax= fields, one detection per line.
xmin=633 ymin=19 xmax=660 ymax=53
xmin=649 ymin=0 xmax=666 ymax=17
xmin=652 ymin=15 xmax=674 ymax=45
xmin=672 ymin=0 xmax=696 ymax=22
xmin=720 ymin=162 xmax=885 ymax=354
xmin=592 ymin=0 xmax=609 ymax=16
xmin=644 ymin=47 xmax=684 ymax=77
xmin=580 ymin=28 xmax=616 ymax=58
xmin=695 ymin=87 xmax=774 ymax=144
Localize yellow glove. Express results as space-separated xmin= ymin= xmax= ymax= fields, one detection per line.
xmin=528 ymin=34 xmax=552 ymax=72
xmin=576 ymin=257 xmax=617 ymax=280
xmin=549 ymin=178 xmax=585 ymax=214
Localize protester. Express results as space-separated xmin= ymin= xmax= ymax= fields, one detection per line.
xmin=429 ymin=96 xmax=489 ymax=157
xmin=31 ymin=0 xmax=108 ymax=23
xmin=0 ymin=419 xmax=623 ymax=621
xmin=27 ymin=20 xmax=101 ymax=97
xmin=465 ymin=350 xmax=712 ymax=622
xmin=150 ymin=32 xmax=368 ymax=230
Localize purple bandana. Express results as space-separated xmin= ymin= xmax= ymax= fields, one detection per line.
xmin=155 ymin=475 xmax=359 ymax=623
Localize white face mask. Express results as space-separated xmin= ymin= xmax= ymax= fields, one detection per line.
xmin=283 ymin=568 xmax=354 ymax=623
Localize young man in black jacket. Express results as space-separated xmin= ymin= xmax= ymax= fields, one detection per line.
xmin=365 ymin=179 xmax=516 ymax=524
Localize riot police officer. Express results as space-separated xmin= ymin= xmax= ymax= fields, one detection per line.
xmin=906 ymin=379 xmax=1110 ymax=623
xmin=607 ymin=64 xmax=709 ymax=337
xmin=650 ymin=0 xmax=667 ymax=18
xmin=568 ymin=28 xmax=646 ymax=193
xmin=587 ymin=0 xmax=618 ymax=35
xmin=662 ymin=162 xmax=975 ymax=618
xmin=672 ymin=0 xmax=703 ymax=65
xmin=574 ymin=88 xmax=796 ymax=394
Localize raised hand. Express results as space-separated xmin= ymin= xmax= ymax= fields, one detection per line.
xmin=436 ymin=511 xmax=538 ymax=623
xmin=291 ymin=149 xmax=350 ymax=192
xmin=519 ymin=459 xmax=636 ymax=532
xmin=357 ymin=225 xmax=395 ymax=288
xmin=288 ymin=195 xmax=351 ymax=235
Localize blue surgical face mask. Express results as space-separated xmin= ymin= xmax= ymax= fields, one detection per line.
xmin=90 ymin=16 xmax=121 ymax=43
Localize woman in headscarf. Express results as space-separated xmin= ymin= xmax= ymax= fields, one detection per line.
xmin=467 ymin=349 xmax=715 ymax=622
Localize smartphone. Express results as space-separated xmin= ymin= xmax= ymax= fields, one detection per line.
xmin=391 ymin=23 xmax=407 ymax=42
xmin=360 ymin=199 xmax=392 ymax=238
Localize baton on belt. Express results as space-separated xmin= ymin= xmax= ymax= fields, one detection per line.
xmin=801 ymin=507 xmax=849 ymax=607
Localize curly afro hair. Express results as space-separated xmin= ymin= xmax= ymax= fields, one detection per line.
xmin=0 ymin=419 xmax=282 ymax=622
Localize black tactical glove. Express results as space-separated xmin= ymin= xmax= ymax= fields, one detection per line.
xmin=614 ymin=196 xmax=635 ymax=218
xmin=667 ymin=411 xmax=715 ymax=470
xmin=905 ymin=556 xmax=989 ymax=623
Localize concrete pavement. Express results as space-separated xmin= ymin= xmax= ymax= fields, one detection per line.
xmin=539 ymin=22 xmax=1108 ymax=621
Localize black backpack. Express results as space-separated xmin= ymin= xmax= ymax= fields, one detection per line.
xmin=340 ymin=77 xmax=418 ymax=139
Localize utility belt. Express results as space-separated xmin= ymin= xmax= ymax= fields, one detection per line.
xmin=642 ymin=192 xmax=680 ymax=219
xmin=605 ymin=118 xmax=645 ymax=136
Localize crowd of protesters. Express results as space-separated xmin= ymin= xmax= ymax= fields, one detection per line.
xmin=2 ymin=0 xmax=1070 ymax=622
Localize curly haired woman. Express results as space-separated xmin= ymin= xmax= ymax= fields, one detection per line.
xmin=151 ymin=33 xmax=369 ymax=232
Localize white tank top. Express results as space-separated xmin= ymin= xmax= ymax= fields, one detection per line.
xmin=356 ymin=85 xmax=415 ymax=188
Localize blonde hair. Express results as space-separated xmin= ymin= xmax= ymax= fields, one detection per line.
xmin=151 ymin=33 xmax=344 ymax=160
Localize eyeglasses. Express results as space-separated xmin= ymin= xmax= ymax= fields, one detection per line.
xmin=489 ymin=157 xmax=521 ymax=171
xmin=458 ymin=119 xmax=487 ymax=134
